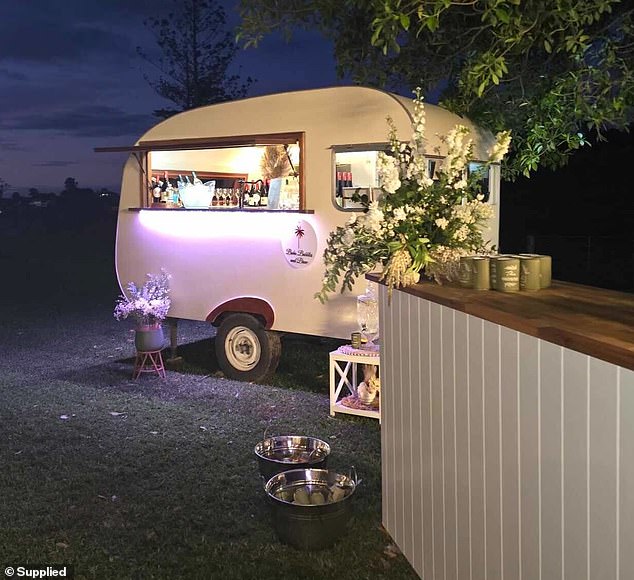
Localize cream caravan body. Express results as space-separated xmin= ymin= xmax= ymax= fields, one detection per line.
xmin=113 ymin=86 xmax=499 ymax=380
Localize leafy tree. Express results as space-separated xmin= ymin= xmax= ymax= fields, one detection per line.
xmin=64 ymin=177 xmax=78 ymax=192
xmin=238 ymin=0 xmax=633 ymax=179
xmin=139 ymin=0 xmax=254 ymax=119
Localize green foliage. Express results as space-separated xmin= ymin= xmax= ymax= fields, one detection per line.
xmin=138 ymin=0 xmax=253 ymax=119
xmin=237 ymin=0 xmax=633 ymax=179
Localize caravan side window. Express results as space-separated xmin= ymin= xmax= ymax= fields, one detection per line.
xmin=467 ymin=162 xmax=492 ymax=202
xmin=332 ymin=146 xmax=388 ymax=210
xmin=428 ymin=158 xmax=494 ymax=203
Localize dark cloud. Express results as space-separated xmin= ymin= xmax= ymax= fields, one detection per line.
xmin=0 ymin=140 xmax=26 ymax=152
xmin=0 ymin=0 xmax=237 ymax=65
xmin=34 ymin=161 xmax=78 ymax=167
xmin=0 ymin=19 xmax=134 ymax=64
xmin=2 ymin=105 xmax=155 ymax=138
xmin=0 ymin=68 xmax=28 ymax=81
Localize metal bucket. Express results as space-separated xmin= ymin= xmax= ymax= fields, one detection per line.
xmin=264 ymin=467 xmax=358 ymax=550
xmin=254 ymin=435 xmax=330 ymax=482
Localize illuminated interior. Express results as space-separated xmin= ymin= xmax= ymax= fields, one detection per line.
xmin=333 ymin=149 xmax=383 ymax=210
xmin=142 ymin=134 xmax=302 ymax=210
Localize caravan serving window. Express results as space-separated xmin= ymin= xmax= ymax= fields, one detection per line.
xmin=332 ymin=145 xmax=388 ymax=211
xmin=97 ymin=132 xmax=304 ymax=210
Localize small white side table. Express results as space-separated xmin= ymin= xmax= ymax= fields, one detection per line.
xmin=329 ymin=345 xmax=380 ymax=422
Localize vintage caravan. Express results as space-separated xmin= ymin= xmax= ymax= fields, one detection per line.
xmin=100 ymin=87 xmax=500 ymax=381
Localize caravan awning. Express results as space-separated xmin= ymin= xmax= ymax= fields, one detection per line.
xmin=94 ymin=132 xmax=303 ymax=153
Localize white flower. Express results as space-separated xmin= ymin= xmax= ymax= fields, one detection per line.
xmin=114 ymin=269 xmax=171 ymax=326
xmin=393 ymin=207 xmax=407 ymax=222
xmin=362 ymin=201 xmax=384 ymax=233
xmin=454 ymin=225 xmax=470 ymax=242
xmin=342 ymin=228 xmax=355 ymax=246
xmin=377 ymin=153 xmax=401 ymax=194
xmin=488 ymin=130 xmax=512 ymax=163
xmin=435 ymin=217 xmax=449 ymax=230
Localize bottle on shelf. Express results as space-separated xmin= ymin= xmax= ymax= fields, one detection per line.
xmin=242 ymin=181 xmax=251 ymax=207
xmin=151 ymin=177 xmax=161 ymax=205
xmin=160 ymin=175 xmax=169 ymax=203
xmin=260 ymin=179 xmax=269 ymax=207
xmin=224 ymin=189 xmax=233 ymax=206
xmin=336 ymin=171 xmax=343 ymax=198
xmin=231 ymin=187 xmax=240 ymax=207
xmin=251 ymin=181 xmax=261 ymax=206
xmin=211 ymin=187 xmax=218 ymax=207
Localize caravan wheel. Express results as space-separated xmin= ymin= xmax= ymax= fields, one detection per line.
xmin=215 ymin=313 xmax=281 ymax=382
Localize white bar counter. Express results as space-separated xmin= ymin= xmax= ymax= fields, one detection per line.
xmin=370 ymin=275 xmax=634 ymax=580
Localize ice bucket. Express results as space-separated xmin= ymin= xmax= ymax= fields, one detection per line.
xmin=254 ymin=435 xmax=330 ymax=482
xmin=179 ymin=181 xmax=215 ymax=209
xmin=264 ymin=467 xmax=358 ymax=550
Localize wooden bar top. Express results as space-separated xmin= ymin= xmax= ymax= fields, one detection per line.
xmin=367 ymin=274 xmax=634 ymax=372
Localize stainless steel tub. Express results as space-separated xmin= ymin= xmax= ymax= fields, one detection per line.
xmin=264 ymin=467 xmax=358 ymax=550
xmin=254 ymin=435 xmax=330 ymax=481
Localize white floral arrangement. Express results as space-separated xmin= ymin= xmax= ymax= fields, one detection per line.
xmin=316 ymin=89 xmax=511 ymax=302
xmin=114 ymin=269 xmax=171 ymax=328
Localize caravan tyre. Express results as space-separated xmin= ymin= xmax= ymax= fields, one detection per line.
xmin=215 ymin=313 xmax=281 ymax=382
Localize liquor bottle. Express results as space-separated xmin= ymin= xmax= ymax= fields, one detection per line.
xmin=224 ymin=189 xmax=232 ymax=206
xmin=250 ymin=182 xmax=260 ymax=206
xmin=166 ymin=182 xmax=177 ymax=206
xmin=243 ymin=182 xmax=251 ymax=207
xmin=231 ymin=187 xmax=240 ymax=207
xmin=192 ymin=171 xmax=203 ymax=185
xmin=260 ymin=179 xmax=269 ymax=207
xmin=211 ymin=187 xmax=218 ymax=207
xmin=151 ymin=177 xmax=161 ymax=205
xmin=158 ymin=176 xmax=169 ymax=203
xmin=185 ymin=175 xmax=192 ymax=185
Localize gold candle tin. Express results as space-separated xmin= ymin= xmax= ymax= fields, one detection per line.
xmin=472 ymin=256 xmax=490 ymax=290
xmin=495 ymin=256 xmax=520 ymax=292
xmin=519 ymin=256 xmax=541 ymax=291
xmin=458 ymin=255 xmax=474 ymax=288
xmin=519 ymin=254 xmax=552 ymax=288
xmin=489 ymin=255 xmax=498 ymax=289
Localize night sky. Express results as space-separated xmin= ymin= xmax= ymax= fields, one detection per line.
xmin=0 ymin=0 xmax=349 ymax=194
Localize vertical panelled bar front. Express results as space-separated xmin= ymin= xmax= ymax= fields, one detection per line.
xmin=380 ymin=289 xmax=633 ymax=580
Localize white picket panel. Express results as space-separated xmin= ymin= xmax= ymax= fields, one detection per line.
xmin=379 ymin=289 xmax=633 ymax=580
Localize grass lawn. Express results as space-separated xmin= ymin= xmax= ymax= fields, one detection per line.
xmin=0 ymin=220 xmax=418 ymax=579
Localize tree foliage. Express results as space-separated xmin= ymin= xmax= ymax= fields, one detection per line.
xmin=238 ymin=0 xmax=633 ymax=179
xmin=139 ymin=0 xmax=253 ymax=119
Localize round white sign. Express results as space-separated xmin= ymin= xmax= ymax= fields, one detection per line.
xmin=281 ymin=219 xmax=317 ymax=269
